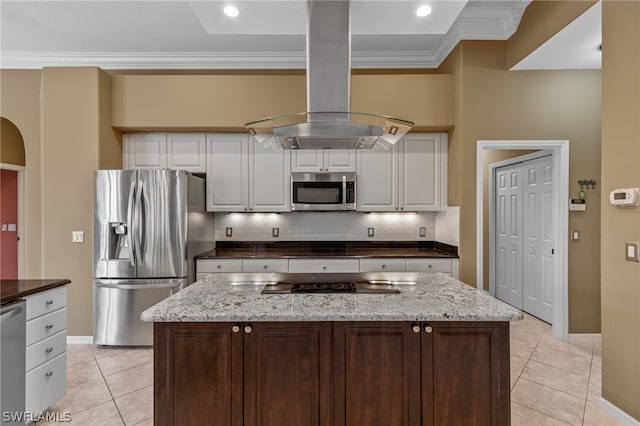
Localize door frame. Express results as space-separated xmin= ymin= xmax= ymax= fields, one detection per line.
xmin=0 ymin=163 xmax=26 ymax=279
xmin=476 ymin=140 xmax=569 ymax=340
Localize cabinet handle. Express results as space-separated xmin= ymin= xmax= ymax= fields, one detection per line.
xmin=45 ymin=347 xmax=54 ymax=353
xmin=411 ymin=324 xmax=420 ymax=333
xmin=428 ymin=264 xmax=432 ymax=269
xmin=45 ymin=299 xmax=54 ymax=305
xmin=322 ymin=266 xmax=327 ymax=270
xmin=231 ymin=325 xmax=240 ymax=333
xmin=424 ymin=325 xmax=433 ymax=334
xmin=263 ymin=265 xmax=268 ymax=270
xmin=216 ymin=265 xmax=221 ymax=269
xmin=244 ymin=325 xmax=253 ymax=334
xmin=45 ymin=371 xmax=54 ymax=377
xmin=45 ymin=323 xmax=54 ymax=329
xmin=381 ymin=264 xmax=386 ymax=269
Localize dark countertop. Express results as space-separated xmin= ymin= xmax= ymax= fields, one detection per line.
xmin=1 ymin=279 xmax=71 ymax=304
xmin=196 ymin=241 xmax=458 ymax=259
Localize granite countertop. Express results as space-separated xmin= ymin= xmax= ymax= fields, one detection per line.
xmin=196 ymin=241 xmax=459 ymax=259
xmin=141 ymin=272 xmax=522 ymax=323
xmin=1 ymin=279 xmax=71 ymax=304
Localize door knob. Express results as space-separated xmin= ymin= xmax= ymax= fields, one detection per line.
xmin=424 ymin=325 xmax=433 ymax=334
xmin=411 ymin=324 xmax=420 ymax=333
xmin=244 ymin=325 xmax=253 ymax=334
xmin=231 ymin=325 xmax=240 ymax=333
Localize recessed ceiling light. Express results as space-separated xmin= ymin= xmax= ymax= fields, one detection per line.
xmin=224 ymin=5 xmax=239 ymax=18
xmin=416 ymin=5 xmax=432 ymax=17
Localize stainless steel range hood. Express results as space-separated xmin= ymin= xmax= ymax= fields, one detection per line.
xmin=245 ymin=0 xmax=414 ymax=150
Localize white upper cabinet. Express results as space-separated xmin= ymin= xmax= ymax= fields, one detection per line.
xmin=291 ymin=149 xmax=356 ymax=173
xmin=206 ymin=134 xmax=249 ymax=211
xmin=357 ymin=133 xmax=448 ymax=212
xmin=207 ymin=134 xmax=290 ymax=212
xmin=249 ymin=137 xmax=291 ymax=212
xmin=166 ymin=134 xmax=207 ymax=172
xmin=399 ymin=133 xmax=447 ymax=211
xmin=124 ymin=133 xmax=206 ymax=173
xmin=356 ymin=144 xmax=398 ymax=211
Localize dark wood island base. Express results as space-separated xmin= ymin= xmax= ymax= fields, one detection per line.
xmin=153 ymin=321 xmax=510 ymax=426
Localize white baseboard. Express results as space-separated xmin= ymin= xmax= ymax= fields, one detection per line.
xmin=568 ymin=333 xmax=601 ymax=342
xmin=599 ymin=397 xmax=640 ymax=425
xmin=67 ymin=336 xmax=93 ymax=345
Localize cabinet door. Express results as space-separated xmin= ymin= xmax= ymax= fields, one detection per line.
xmin=167 ymin=133 xmax=206 ymax=173
xmin=154 ymin=323 xmax=243 ymax=426
xmin=356 ymin=145 xmax=398 ymax=211
xmin=249 ymin=137 xmax=291 ymax=212
xmin=422 ymin=322 xmax=510 ymax=426
xmin=243 ymin=322 xmax=332 ymax=426
xmin=399 ymin=134 xmax=447 ymax=211
xmin=324 ymin=149 xmax=356 ymax=172
xmin=207 ymin=134 xmax=248 ymax=211
xmin=124 ymin=133 xmax=167 ymax=169
xmin=291 ymin=150 xmax=324 ymax=172
xmin=334 ymin=322 xmax=421 ymax=426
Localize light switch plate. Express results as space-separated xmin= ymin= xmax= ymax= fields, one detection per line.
xmin=72 ymin=231 xmax=84 ymax=243
xmin=625 ymin=242 xmax=639 ymax=262
xmin=367 ymin=227 xmax=374 ymax=237
xmin=272 ymin=227 xmax=279 ymax=238
xmin=572 ymin=230 xmax=579 ymax=241
xmin=419 ymin=227 xmax=426 ymax=237
xmin=225 ymin=227 xmax=233 ymax=237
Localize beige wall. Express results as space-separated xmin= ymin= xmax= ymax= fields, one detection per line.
xmin=438 ymin=41 xmax=601 ymax=333
xmin=0 ymin=70 xmax=43 ymax=278
xmin=111 ymin=73 xmax=454 ymax=131
xmin=41 ymin=67 xmax=121 ymax=336
xmin=1 ymin=117 xmax=26 ymax=166
xmin=601 ymin=1 xmax=640 ymax=420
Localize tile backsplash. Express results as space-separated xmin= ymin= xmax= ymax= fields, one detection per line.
xmin=215 ymin=211 xmax=445 ymax=242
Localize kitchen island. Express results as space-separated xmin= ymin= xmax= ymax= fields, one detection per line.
xmin=143 ymin=272 xmax=522 ymax=426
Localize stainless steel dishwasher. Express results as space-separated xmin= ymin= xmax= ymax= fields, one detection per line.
xmin=1 ymin=299 xmax=26 ymax=425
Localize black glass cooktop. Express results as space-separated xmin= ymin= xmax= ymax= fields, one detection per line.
xmin=262 ymin=281 xmax=401 ymax=294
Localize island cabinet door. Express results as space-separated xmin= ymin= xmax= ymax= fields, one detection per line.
xmin=154 ymin=323 xmax=244 ymax=426
xmin=421 ymin=322 xmax=511 ymax=426
xmin=242 ymin=322 xmax=333 ymax=426
xmin=333 ymin=322 xmax=422 ymax=426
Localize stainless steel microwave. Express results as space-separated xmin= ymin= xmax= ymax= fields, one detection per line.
xmin=291 ymin=172 xmax=356 ymax=211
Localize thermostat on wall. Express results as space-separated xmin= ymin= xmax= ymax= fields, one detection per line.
xmin=609 ymin=188 xmax=639 ymax=206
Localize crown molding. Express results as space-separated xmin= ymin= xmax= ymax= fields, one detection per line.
xmin=0 ymin=1 xmax=531 ymax=70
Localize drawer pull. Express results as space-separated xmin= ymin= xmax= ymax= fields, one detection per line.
xmin=45 ymin=371 xmax=54 ymax=377
xmin=244 ymin=325 xmax=252 ymax=334
xmin=411 ymin=324 xmax=421 ymax=333
xmin=263 ymin=265 xmax=268 ymax=269
xmin=45 ymin=299 xmax=54 ymax=305
xmin=381 ymin=264 xmax=386 ymax=269
xmin=428 ymin=264 xmax=432 ymax=269
xmin=216 ymin=265 xmax=221 ymax=269
xmin=231 ymin=325 xmax=240 ymax=333
xmin=45 ymin=346 xmax=54 ymax=353
xmin=45 ymin=323 xmax=54 ymax=329
xmin=424 ymin=325 xmax=433 ymax=334
xmin=322 ymin=266 xmax=327 ymax=270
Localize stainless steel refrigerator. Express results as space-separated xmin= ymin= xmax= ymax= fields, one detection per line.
xmin=93 ymin=169 xmax=214 ymax=346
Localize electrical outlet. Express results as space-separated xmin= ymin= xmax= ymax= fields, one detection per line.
xmin=367 ymin=227 xmax=375 ymax=237
xmin=225 ymin=227 xmax=233 ymax=237
xmin=72 ymin=231 xmax=84 ymax=243
xmin=272 ymin=227 xmax=279 ymax=238
xmin=419 ymin=227 xmax=426 ymax=237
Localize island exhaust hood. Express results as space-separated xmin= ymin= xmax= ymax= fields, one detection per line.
xmin=245 ymin=0 xmax=414 ymax=150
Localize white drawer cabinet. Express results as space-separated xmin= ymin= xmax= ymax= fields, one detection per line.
xmin=25 ymin=352 xmax=67 ymax=415
xmin=25 ymin=286 xmax=66 ymax=321
xmin=405 ymin=258 xmax=455 ymax=274
xmin=24 ymin=286 xmax=67 ymax=416
xmin=197 ymin=259 xmax=243 ymax=273
xmin=359 ymin=258 xmax=406 ymax=272
xmin=288 ymin=259 xmax=360 ymax=273
xmin=242 ymin=259 xmax=289 ymax=273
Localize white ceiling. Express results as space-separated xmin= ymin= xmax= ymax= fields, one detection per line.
xmin=0 ymin=0 xmax=601 ymax=71
xmin=0 ymin=0 xmax=532 ymax=69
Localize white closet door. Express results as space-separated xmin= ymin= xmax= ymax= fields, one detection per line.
xmin=522 ymin=156 xmax=554 ymax=323
xmin=495 ymin=165 xmax=523 ymax=309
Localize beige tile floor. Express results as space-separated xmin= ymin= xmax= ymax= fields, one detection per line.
xmin=37 ymin=313 xmax=623 ymax=425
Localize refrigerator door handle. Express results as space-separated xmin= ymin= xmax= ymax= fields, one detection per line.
xmin=126 ymin=180 xmax=137 ymax=266
xmin=95 ymin=281 xmax=181 ymax=290
xmin=134 ymin=179 xmax=143 ymax=265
